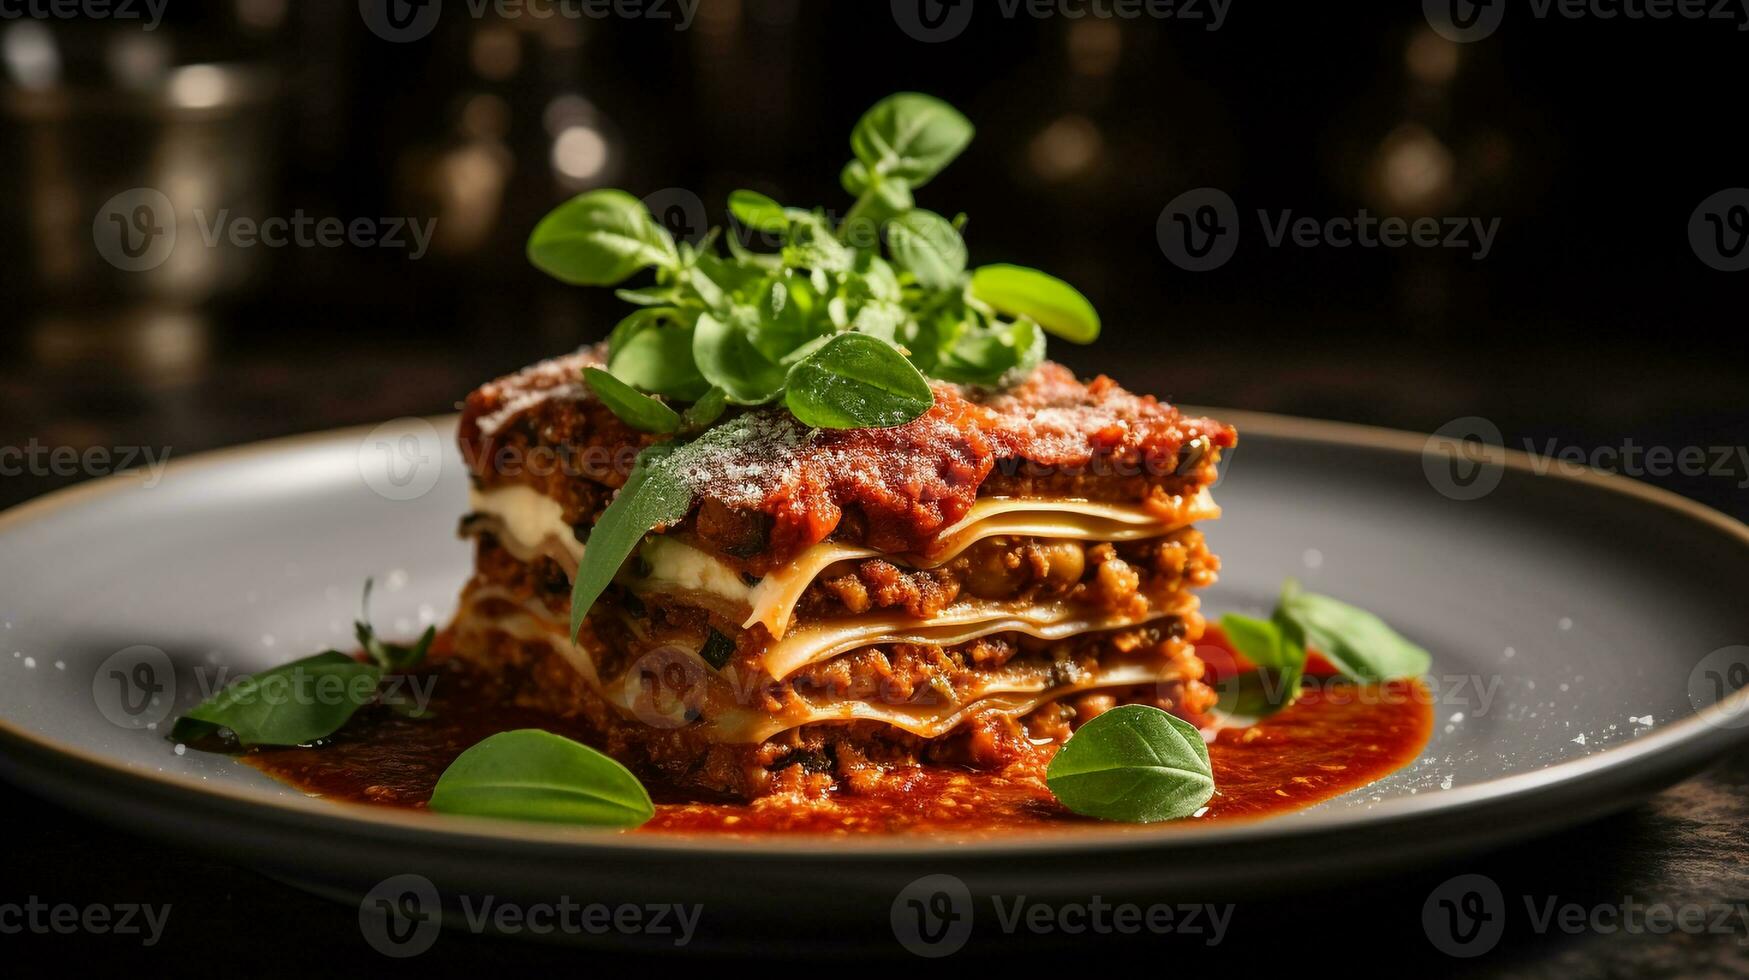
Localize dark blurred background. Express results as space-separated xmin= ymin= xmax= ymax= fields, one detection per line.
xmin=1 ymin=0 xmax=1744 ymax=516
xmin=3 ymin=4 xmax=1749 ymax=974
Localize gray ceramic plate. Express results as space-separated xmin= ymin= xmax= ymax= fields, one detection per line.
xmin=2 ymin=412 xmax=1748 ymax=951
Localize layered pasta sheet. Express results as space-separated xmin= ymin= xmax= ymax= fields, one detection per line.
xmin=458 ymin=485 xmax=1220 ymax=742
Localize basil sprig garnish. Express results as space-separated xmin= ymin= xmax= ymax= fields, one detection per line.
xmin=170 ymin=651 xmax=381 ymax=748
xmin=1046 ymin=705 xmax=1215 ymax=823
xmin=355 ymin=577 xmax=435 ymax=672
xmin=525 ymin=92 xmax=1100 ymax=438
xmin=568 ymin=442 xmax=691 ymax=637
xmin=784 ymin=332 xmax=935 ymax=429
xmin=538 ymin=94 xmax=1105 ymax=630
xmin=1276 ymin=580 xmax=1433 ymax=681
xmin=428 ymin=729 xmax=654 ymax=828
xmin=583 ymin=367 xmax=681 ymax=435
xmin=1219 ymin=579 xmax=1432 ymax=718
xmin=171 ymin=582 xmax=431 ymax=746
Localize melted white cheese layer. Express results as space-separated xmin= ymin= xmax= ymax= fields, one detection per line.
xmin=468 ymin=485 xmax=585 ymax=565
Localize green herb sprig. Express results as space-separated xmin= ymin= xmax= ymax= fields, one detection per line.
xmin=356 ymin=577 xmax=435 ymax=672
xmin=428 ymin=729 xmax=654 ymax=828
xmin=1046 ymin=705 xmax=1215 ymax=823
xmin=527 ymin=92 xmax=1101 ymax=433
xmin=1218 ymin=580 xmax=1432 ymax=719
xmin=536 ymin=93 xmax=1103 ymax=633
xmin=170 ymin=582 xmax=433 ymax=747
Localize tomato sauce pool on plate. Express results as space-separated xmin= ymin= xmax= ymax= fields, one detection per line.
xmin=243 ymin=630 xmax=1433 ymax=835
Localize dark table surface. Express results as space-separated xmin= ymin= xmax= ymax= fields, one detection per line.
xmin=4 ymin=333 xmax=1747 ymax=976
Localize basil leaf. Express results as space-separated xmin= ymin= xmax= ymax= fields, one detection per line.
xmin=851 ymin=252 xmax=902 ymax=303
xmin=528 ymin=189 xmax=678 ymax=286
xmin=428 ymin=729 xmax=654 ymax=828
xmin=1011 ymin=317 xmax=1047 ymax=377
xmin=785 ymin=332 xmax=934 ymax=429
xmin=969 ymin=264 xmax=1101 ymax=344
xmin=608 ymin=312 xmax=710 ymax=400
xmin=569 ymin=442 xmax=693 ymax=637
xmin=780 ymin=333 xmax=831 ymax=366
xmin=748 ymin=279 xmax=821 ymax=363
xmin=1046 ymin=705 xmax=1214 ymax=823
xmin=173 ymin=651 xmax=381 ymax=748
xmin=693 ymin=310 xmax=787 ymax=405
xmin=680 ymin=386 xmax=727 ymax=433
xmin=849 ymin=301 xmax=906 ymax=343
xmin=840 ymin=160 xmax=871 ymax=196
xmin=606 ymin=306 xmax=674 ymax=357
xmin=1219 ymin=613 xmax=1282 ymax=668
xmin=850 ymin=92 xmax=975 ymax=188
xmin=1217 ymin=613 xmax=1305 ymax=718
xmin=728 ymin=189 xmax=789 ymax=234
xmin=886 ymin=209 xmax=967 ymax=291
xmin=781 ymin=211 xmax=853 ymax=271
xmin=933 ymin=318 xmax=1039 ymax=385
xmin=584 ymin=367 xmax=682 ymax=434
xmin=691 ymin=250 xmax=767 ymax=305
xmin=1208 ymin=672 xmax=1280 ymax=722
xmin=614 ymin=286 xmax=680 ymax=306
xmin=1275 ymin=581 xmax=1432 ymax=681
xmin=872 ymin=176 xmax=914 ymax=214
xmin=355 ymin=578 xmax=434 ymax=672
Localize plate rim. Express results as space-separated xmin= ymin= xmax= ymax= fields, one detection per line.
xmin=3 ymin=409 xmax=1747 ymax=859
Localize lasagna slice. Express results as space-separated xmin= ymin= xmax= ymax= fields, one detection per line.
xmin=451 ymin=348 xmax=1236 ymax=799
